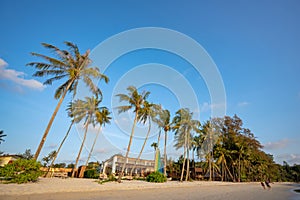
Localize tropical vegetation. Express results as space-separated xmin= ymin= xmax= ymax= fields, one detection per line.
xmin=0 ymin=159 xmax=42 ymax=184
xmin=2 ymin=42 xmax=299 ymax=185
xmin=27 ymin=41 xmax=109 ymax=160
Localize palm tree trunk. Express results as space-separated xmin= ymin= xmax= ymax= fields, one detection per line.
xmin=163 ymin=130 xmax=167 ymax=177
xmin=72 ymin=118 xmax=90 ymax=178
xmin=130 ymin=118 xmax=151 ymax=176
xmin=46 ymin=121 xmax=74 ymax=177
xmin=209 ymin=152 xmax=212 ymax=181
xmin=118 ymin=112 xmax=138 ymax=183
xmin=34 ymin=80 xmax=73 ymax=160
xmin=238 ymin=154 xmax=241 ymax=182
xmin=225 ymin=162 xmax=234 ymax=181
xmin=85 ymin=126 xmax=101 ymax=167
xmin=180 ymin=131 xmax=187 ymax=182
xmin=185 ymin=134 xmax=190 ymax=181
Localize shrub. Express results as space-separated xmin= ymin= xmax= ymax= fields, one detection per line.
xmin=84 ymin=169 xmax=99 ymax=179
xmin=0 ymin=159 xmax=42 ymax=184
xmin=146 ymin=171 xmax=167 ymax=183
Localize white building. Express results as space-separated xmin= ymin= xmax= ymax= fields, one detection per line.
xmin=101 ymin=154 xmax=155 ymax=177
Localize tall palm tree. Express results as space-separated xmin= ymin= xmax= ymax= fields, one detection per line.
xmin=71 ymin=95 xmax=103 ymax=178
xmin=155 ymin=109 xmax=171 ymax=177
xmin=115 ymin=86 xmax=150 ymax=182
xmin=0 ymin=130 xmax=7 ymax=144
xmin=27 ymin=42 xmax=109 ymax=160
xmin=85 ymin=107 xmax=111 ymax=166
xmin=173 ymin=108 xmax=200 ymax=181
xmin=130 ymin=101 xmax=159 ymax=176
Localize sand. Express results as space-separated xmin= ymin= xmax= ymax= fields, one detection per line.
xmin=0 ymin=178 xmax=299 ymax=200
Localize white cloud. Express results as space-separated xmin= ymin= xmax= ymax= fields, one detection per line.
xmin=263 ymin=139 xmax=290 ymax=150
xmin=45 ymin=143 xmax=57 ymax=149
xmin=200 ymin=102 xmax=226 ymax=113
xmin=0 ymin=58 xmax=45 ymax=91
xmin=237 ymin=101 xmax=250 ymax=107
xmin=277 ymin=153 xmax=300 ymax=165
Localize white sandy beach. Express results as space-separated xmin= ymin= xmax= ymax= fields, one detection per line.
xmin=0 ymin=178 xmax=299 ymax=200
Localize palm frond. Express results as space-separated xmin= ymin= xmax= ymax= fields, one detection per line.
xmin=54 ymin=80 xmax=73 ymax=99
xmin=44 ymin=74 xmax=68 ymax=85
xmin=116 ymin=105 xmax=132 ymax=114
xmin=41 ymin=43 xmax=70 ymax=61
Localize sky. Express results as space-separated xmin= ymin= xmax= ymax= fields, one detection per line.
xmin=0 ymin=0 xmax=299 ymax=166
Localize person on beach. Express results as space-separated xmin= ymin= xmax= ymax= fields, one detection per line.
xmin=265 ymin=179 xmax=271 ymax=190
xmin=261 ymin=182 xmax=266 ymax=189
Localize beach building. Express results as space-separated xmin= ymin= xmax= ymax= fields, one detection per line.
xmin=101 ymin=154 xmax=156 ymax=177
xmin=0 ymin=155 xmax=22 ymax=167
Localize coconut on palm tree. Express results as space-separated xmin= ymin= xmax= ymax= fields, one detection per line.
xmin=172 ymin=108 xmax=200 ymax=181
xmin=27 ymin=42 xmax=109 ymax=160
xmin=115 ymin=86 xmax=150 ymax=182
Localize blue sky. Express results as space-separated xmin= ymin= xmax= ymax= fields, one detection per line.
xmin=0 ymin=0 xmax=299 ymax=165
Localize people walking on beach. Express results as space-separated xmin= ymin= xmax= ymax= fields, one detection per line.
xmin=260 ymin=182 xmax=266 ymax=189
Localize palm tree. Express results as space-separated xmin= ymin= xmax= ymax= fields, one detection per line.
xmin=85 ymin=107 xmax=111 ymax=166
xmin=172 ymin=108 xmax=200 ymax=181
xmin=46 ymin=101 xmax=84 ymax=177
xmin=115 ymin=86 xmax=150 ymax=182
xmin=71 ymin=95 xmax=103 ymax=178
xmin=155 ymin=109 xmax=171 ymax=177
xmin=130 ymin=102 xmax=159 ymax=176
xmin=0 ymin=130 xmax=7 ymax=144
xmin=27 ymin=42 xmax=109 ymax=160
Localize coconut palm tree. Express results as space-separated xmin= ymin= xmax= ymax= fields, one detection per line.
xmin=115 ymin=86 xmax=150 ymax=182
xmin=71 ymin=95 xmax=103 ymax=178
xmin=0 ymin=130 xmax=7 ymax=144
xmin=27 ymin=42 xmax=109 ymax=160
xmin=130 ymin=102 xmax=161 ymax=176
xmin=172 ymin=108 xmax=200 ymax=181
xmin=155 ymin=109 xmax=171 ymax=177
xmin=85 ymin=107 xmax=111 ymax=166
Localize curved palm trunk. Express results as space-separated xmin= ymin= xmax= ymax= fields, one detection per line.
xmin=130 ymin=118 xmax=151 ymax=176
xmin=34 ymin=81 xmax=73 ymax=160
xmin=72 ymin=118 xmax=90 ymax=178
xmin=163 ymin=130 xmax=167 ymax=177
xmin=46 ymin=121 xmax=74 ymax=177
xmin=85 ymin=126 xmax=101 ymax=166
xmin=118 ymin=112 xmax=138 ymax=183
xmin=180 ymin=131 xmax=187 ymax=182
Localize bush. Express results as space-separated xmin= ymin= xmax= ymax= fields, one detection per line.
xmin=146 ymin=171 xmax=167 ymax=183
xmin=84 ymin=169 xmax=99 ymax=179
xmin=0 ymin=159 xmax=42 ymax=184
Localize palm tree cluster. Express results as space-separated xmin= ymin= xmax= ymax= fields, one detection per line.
xmin=27 ymin=42 xmax=297 ymax=182
xmin=28 ymin=42 xmax=110 ymax=177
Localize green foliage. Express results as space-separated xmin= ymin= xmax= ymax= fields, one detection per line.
xmin=84 ymin=169 xmax=99 ymax=179
xmin=42 ymin=151 xmax=56 ymax=167
xmin=146 ymin=171 xmax=167 ymax=183
xmin=18 ymin=149 xmax=34 ymax=160
xmin=97 ymin=174 xmax=116 ymax=184
xmin=0 ymin=159 xmax=42 ymax=184
xmin=0 ymin=130 xmax=7 ymax=144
